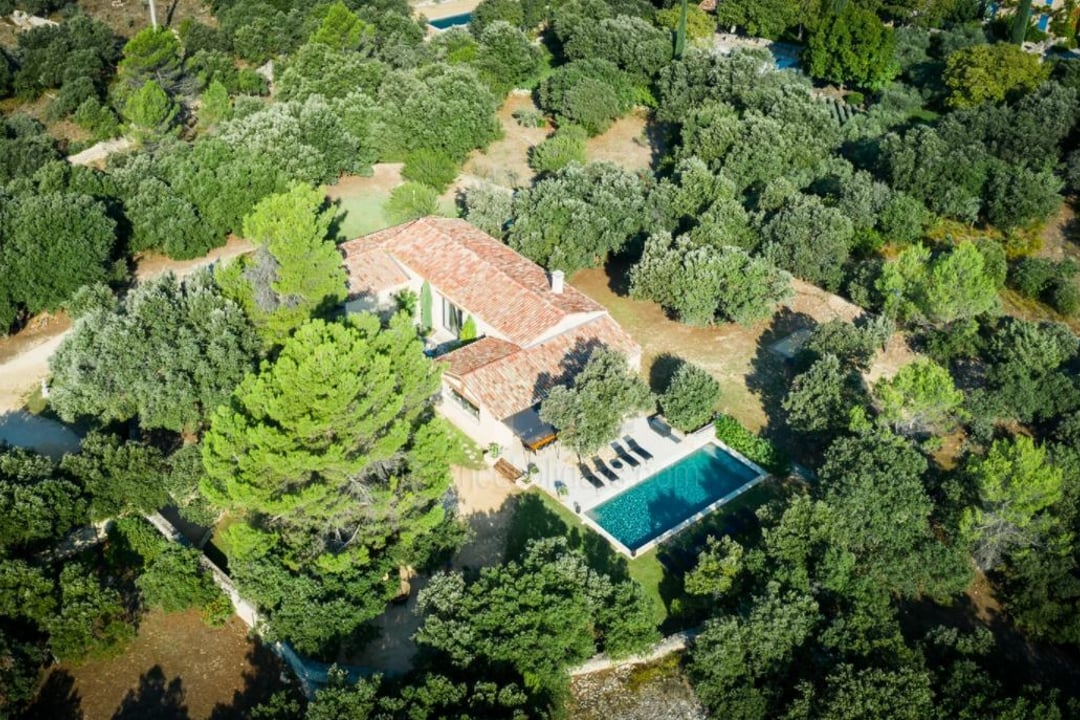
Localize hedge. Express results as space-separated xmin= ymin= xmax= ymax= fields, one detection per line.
xmin=713 ymin=414 xmax=790 ymax=476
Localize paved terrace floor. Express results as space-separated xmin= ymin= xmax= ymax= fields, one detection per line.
xmin=503 ymin=416 xmax=719 ymax=515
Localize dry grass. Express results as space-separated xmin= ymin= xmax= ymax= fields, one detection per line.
xmin=29 ymin=610 xmax=282 ymax=720
xmin=461 ymin=93 xmax=552 ymax=190
xmin=585 ymin=109 xmax=655 ymax=172
xmin=571 ymin=266 xmax=886 ymax=433
xmin=75 ymin=0 xmax=218 ymax=38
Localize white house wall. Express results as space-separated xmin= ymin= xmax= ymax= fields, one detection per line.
xmin=437 ymin=383 xmax=517 ymax=451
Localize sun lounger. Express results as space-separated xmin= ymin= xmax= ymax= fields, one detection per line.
xmin=622 ymin=436 xmax=654 ymax=461
xmin=593 ymin=457 xmax=620 ymax=483
xmin=610 ymin=441 xmax=641 ymax=467
xmin=578 ymin=463 xmax=605 ymax=489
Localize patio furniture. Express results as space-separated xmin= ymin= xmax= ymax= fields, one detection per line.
xmin=622 ymin=435 xmax=654 ymax=461
xmin=579 ymin=463 xmax=605 ymax=489
xmin=592 ymin=457 xmax=620 ymax=483
xmin=494 ymin=458 xmax=525 ymax=483
xmin=610 ymin=441 xmax=641 ymax=467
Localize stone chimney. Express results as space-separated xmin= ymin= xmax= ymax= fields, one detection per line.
xmin=550 ymin=269 xmax=565 ymax=294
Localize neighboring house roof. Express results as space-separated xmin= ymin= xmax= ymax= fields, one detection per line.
xmin=339 ymin=217 xmax=605 ymax=347
xmin=442 ymin=315 xmax=640 ymax=421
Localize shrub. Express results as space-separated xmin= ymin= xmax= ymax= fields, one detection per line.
xmin=136 ymin=545 xmax=226 ymax=615
xmin=459 ymin=315 xmax=477 ymax=341
xmin=538 ymin=59 xmax=634 ymax=136
xmin=73 ymin=97 xmax=120 ymax=140
xmin=1050 ymin=280 xmax=1080 ymax=316
xmin=713 ymin=414 xmax=789 ymax=475
xmin=1009 ymin=257 xmax=1078 ymax=315
xmin=661 ymin=362 xmax=721 ymax=433
xmin=402 ymin=149 xmax=460 ymax=193
xmin=845 ymin=91 xmax=865 ymax=106
xmin=529 ymin=125 xmax=587 ymax=174
xmin=512 ymin=107 xmax=545 ymax=128
xmin=201 ymin=594 xmax=234 ymax=627
xmin=1010 ymin=256 xmax=1057 ymax=298
xmin=385 ymin=181 xmax=440 ymax=224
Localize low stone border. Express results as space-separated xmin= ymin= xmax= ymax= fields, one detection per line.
xmin=569 ymin=627 xmax=704 ymax=676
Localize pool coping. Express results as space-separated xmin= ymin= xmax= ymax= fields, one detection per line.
xmin=576 ymin=437 xmax=769 ymax=558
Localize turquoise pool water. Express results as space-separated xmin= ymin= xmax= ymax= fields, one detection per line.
xmin=586 ymin=444 xmax=760 ymax=552
xmin=429 ymin=11 xmax=472 ymax=29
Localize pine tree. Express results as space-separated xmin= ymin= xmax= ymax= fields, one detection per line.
xmin=219 ymin=183 xmax=347 ymax=348
xmin=201 ymin=314 xmax=445 ymax=563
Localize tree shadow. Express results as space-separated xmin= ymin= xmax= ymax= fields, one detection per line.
xmin=327 ymin=197 xmax=347 ymax=242
xmin=898 ymin=588 xmax=1080 ymax=695
xmin=207 ymin=644 xmax=294 ymax=720
xmin=744 ymin=308 xmax=818 ymax=456
xmin=644 ymin=117 xmax=674 ymax=173
xmin=648 ymin=352 xmax=685 ymax=395
xmin=111 ymin=666 xmax=188 ymax=720
xmin=603 ymin=253 xmax=636 ymax=297
xmin=25 ymin=668 xmax=82 ymax=720
xmin=165 ymin=0 xmax=182 ymax=27
xmin=505 ymin=493 xmax=630 ymax=583
xmin=530 ymin=337 xmax=604 ymax=407
xmin=1064 ymin=212 xmax=1080 ymax=247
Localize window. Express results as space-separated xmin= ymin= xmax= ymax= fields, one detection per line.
xmin=449 ymin=388 xmax=480 ymax=420
xmin=442 ymin=297 xmax=463 ymax=334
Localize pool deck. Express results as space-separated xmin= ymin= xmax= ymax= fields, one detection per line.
xmin=513 ymin=416 xmax=767 ymax=557
xmin=413 ymin=0 xmax=479 ymax=24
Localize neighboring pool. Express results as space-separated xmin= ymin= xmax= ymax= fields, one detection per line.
xmin=586 ymin=443 xmax=762 ymax=553
xmin=429 ymin=11 xmax=472 ymax=29
xmin=775 ymin=55 xmax=800 ymax=70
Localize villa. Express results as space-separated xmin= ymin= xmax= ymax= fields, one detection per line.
xmin=339 ymin=217 xmax=642 ymax=453
xmin=340 ymin=217 xmax=769 ymax=557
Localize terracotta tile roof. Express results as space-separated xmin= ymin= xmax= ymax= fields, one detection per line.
xmin=440 ymin=336 xmax=521 ymax=377
xmin=341 ymin=247 xmax=409 ymax=297
xmin=339 ymin=217 xmax=605 ymax=346
xmin=441 ymin=314 xmax=640 ymax=420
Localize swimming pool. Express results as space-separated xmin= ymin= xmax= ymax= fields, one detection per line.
xmin=586 ymin=443 xmax=762 ymax=553
xmin=429 ymin=11 xmax=472 ymax=29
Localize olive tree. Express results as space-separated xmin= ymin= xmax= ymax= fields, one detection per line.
xmin=539 ymin=348 xmax=653 ymax=457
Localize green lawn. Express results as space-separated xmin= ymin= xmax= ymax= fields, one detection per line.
xmin=332 ymin=193 xmax=459 ymax=241
xmin=333 ymin=193 xmax=392 ymax=240
xmin=444 ymin=419 xmax=486 ymax=470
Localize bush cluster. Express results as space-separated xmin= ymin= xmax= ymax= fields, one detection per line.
xmin=1009 ymin=257 xmax=1079 ymax=316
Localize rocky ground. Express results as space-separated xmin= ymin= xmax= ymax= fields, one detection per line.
xmin=569 ymin=655 xmax=707 ymax=720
